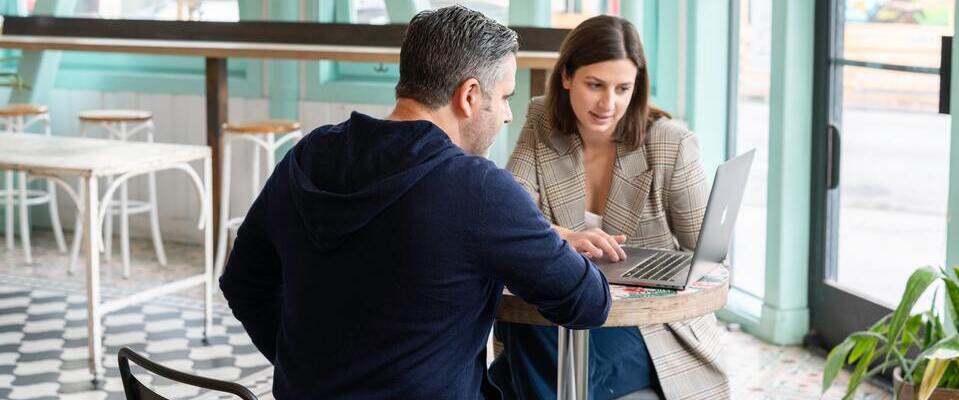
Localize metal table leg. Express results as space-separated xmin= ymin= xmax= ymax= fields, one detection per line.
xmin=558 ymin=326 xmax=569 ymax=399
xmin=572 ymin=330 xmax=589 ymax=400
xmin=202 ymin=157 xmax=213 ymax=340
xmin=82 ymin=176 xmax=104 ymax=383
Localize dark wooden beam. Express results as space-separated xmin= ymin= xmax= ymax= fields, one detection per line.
xmin=2 ymin=16 xmax=569 ymax=52
xmin=205 ymin=57 xmax=227 ymax=255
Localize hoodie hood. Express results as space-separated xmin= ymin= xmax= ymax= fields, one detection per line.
xmin=287 ymin=112 xmax=463 ymax=252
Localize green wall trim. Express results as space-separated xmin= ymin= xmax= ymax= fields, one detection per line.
xmin=946 ymin=1 xmax=959 ymax=269
xmin=47 ymin=0 xmax=264 ymax=97
xmin=718 ymin=287 xmax=763 ymax=327
xmin=684 ymin=0 xmax=729 ymax=176
xmin=385 ymin=0 xmax=428 ymax=23
xmin=508 ymin=0 xmax=549 ymax=26
xmin=268 ymin=0 xmax=299 ymax=121
xmin=303 ymin=79 xmax=396 ymax=105
xmin=620 ymin=0 xmax=643 ymax=29
xmin=53 ymin=58 xmax=261 ymax=97
xmin=758 ymin=303 xmax=812 ymax=345
xmin=719 ymin=287 xmax=811 ymax=346
xmin=302 ymin=0 xmax=396 ymax=106
xmin=651 ymin=0 xmax=678 ymax=114
xmin=755 ymin=0 xmax=815 ymax=345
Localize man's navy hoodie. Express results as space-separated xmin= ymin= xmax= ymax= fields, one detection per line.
xmin=219 ymin=112 xmax=611 ymax=399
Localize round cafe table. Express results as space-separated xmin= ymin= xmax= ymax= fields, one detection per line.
xmin=496 ymin=267 xmax=729 ymax=400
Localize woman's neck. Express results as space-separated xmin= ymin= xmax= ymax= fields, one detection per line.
xmin=579 ymin=130 xmax=617 ymax=154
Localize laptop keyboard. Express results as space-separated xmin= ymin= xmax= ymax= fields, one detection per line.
xmin=621 ymin=252 xmax=693 ymax=281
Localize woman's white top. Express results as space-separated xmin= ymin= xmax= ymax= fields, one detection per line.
xmin=584 ymin=211 xmax=603 ymax=230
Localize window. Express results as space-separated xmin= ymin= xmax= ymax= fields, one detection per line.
xmin=730 ymin=0 xmax=771 ymax=299
xmin=73 ymin=0 xmax=239 ymax=21
xmin=833 ymin=0 xmax=954 ymax=307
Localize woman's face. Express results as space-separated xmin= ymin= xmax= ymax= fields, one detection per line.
xmin=562 ymin=58 xmax=638 ymax=140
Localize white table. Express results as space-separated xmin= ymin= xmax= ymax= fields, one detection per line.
xmin=0 ymin=133 xmax=213 ymax=382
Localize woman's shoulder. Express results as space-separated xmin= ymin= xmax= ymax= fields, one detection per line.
xmin=525 ymin=97 xmax=550 ymax=130
xmin=646 ymin=117 xmax=695 ymax=145
xmin=643 ymin=117 xmax=698 ymax=165
xmin=518 ymin=96 xmax=553 ymax=145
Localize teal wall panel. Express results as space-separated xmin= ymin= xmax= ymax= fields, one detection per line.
xmin=947 ymin=0 xmax=959 ymax=271
xmin=685 ymin=0 xmax=729 ymax=176
xmin=758 ymin=0 xmax=815 ymax=345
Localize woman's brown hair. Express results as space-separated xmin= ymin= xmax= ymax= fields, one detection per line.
xmin=546 ymin=15 xmax=670 ymax=151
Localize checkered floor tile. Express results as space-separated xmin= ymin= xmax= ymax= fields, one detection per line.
xmin=0 ymin=278 xmax=272 ymax=400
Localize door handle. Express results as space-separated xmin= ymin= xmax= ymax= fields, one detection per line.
xmin=827 ymin=123 xmax=841 ymax=190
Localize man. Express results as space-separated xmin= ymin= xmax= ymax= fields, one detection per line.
xmin=219 ymin=5 xmax=611 ymax=399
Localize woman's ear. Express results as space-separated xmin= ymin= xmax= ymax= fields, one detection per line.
xmin=452 ymin=77 xmax=482 ymax=118
xmin=561 ymin=70 xmax=572 ymax=90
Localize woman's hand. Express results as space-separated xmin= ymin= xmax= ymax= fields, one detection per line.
xmin=555 ymin=226 xmax=627 ymax=263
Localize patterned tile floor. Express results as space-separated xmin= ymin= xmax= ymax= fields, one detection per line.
xmin=0 ymin=230 xmax=272 ymax=400
xmin=1 ymin=229 xmax=893 ymax=399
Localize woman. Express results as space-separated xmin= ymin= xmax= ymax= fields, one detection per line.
xmin=489 ymin=15 xmax=728 ymax=400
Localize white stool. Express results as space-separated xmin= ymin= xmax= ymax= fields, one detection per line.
xmin=0 ymin=104 xmax=68 ymax=263
xmin=69 ymin=110 xmax=166 ymax=278
xmin=214 ymin=119 xmax=302 ymax=277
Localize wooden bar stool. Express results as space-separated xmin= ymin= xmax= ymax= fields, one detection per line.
xmin=0 ymin=104 xmax=68 ymax=263
xmin=214 ymin=119 xmax=302 ymax=277
xmin=70 ymin=109 xmax=166 ymax=278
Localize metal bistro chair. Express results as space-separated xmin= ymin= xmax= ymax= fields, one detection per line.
xmin=118 ymin=347 xmax=258 ymax=400
xmin=214 ymin=119 xmax=302 ymax=277
xmin=70 ymin=109 xmax=166 ymax=278
xmin=0 ymin=103 xmax=68 ymax=264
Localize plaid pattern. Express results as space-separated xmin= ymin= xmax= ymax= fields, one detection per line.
xmin=506 ymin=98 xmax=729 ymax=400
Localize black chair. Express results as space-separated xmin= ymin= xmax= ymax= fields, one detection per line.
xmin=118 ymin=347 xmax=258 ymax=400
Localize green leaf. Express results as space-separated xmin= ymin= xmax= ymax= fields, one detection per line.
xmin=924 ymin=313 xmax=940 ymax=350
xmin=940 ymin=362 xmax=959 ymax=388
xmin=849 ymin=337 xmax=876 ymax=364
xmin=887 ymin=267 xmax=941 ymax=346
xmin=944 ymin=276 xmax=959 ymax=337
xmin=901 ymin=314 xmax=925 ymax=354
xmin=908 ymin=335 xmax=959 ymax=379
xmin=882 ymin=267 xmax=941 ymax=371
xmin=823 ymin=338 xmax=856 ymax=394
xmin=846 ymin=343 xmax=876 ymax=398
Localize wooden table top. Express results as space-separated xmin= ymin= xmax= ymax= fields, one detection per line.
xmin=0 ymin=34 xmax=559 ymax=69
xmin=497 ymin=267 xmax=729 ymax=327
xmin=0 ymin=134 xmax=210 ymax=177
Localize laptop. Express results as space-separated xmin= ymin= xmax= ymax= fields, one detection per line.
xmin=594 ymin=149 xmax=755 ymax=290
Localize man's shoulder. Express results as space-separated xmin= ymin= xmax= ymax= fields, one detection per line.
xmin=430 ymin=152 xmax=491 ymax=178
xmin=426 ymin=155 xmax=522 ymax=195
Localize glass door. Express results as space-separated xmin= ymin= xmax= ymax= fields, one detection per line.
xmin=810 ymin=0 xmax=954 ymax=348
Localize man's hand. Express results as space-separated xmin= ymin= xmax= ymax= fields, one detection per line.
xmin=556 ymin=226 xmax=627 ymax=263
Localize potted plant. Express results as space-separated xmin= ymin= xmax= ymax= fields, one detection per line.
xmin=822 ymin=266 xmax=959 ymax=400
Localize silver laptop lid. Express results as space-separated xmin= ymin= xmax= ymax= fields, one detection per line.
xmin=682 ymin=149 xmax=755 ymax=285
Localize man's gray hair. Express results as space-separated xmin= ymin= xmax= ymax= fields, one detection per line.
xmin=396 ymin=5 xmax=518 ymax=108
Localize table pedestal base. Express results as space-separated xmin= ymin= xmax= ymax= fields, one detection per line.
xmin=557 ymin=327 xmax=589 ymax=400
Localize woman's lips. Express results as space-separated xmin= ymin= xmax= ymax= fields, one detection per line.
xmin=589 ymin=111 xmax=613 ymax=124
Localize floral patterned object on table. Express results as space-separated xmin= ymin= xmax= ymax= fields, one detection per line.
xmin=610 ymin=267 xmax=729 ymax=300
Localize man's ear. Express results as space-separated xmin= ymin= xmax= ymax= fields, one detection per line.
xmin=452 ymin=77 xmax=482 ymax=119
